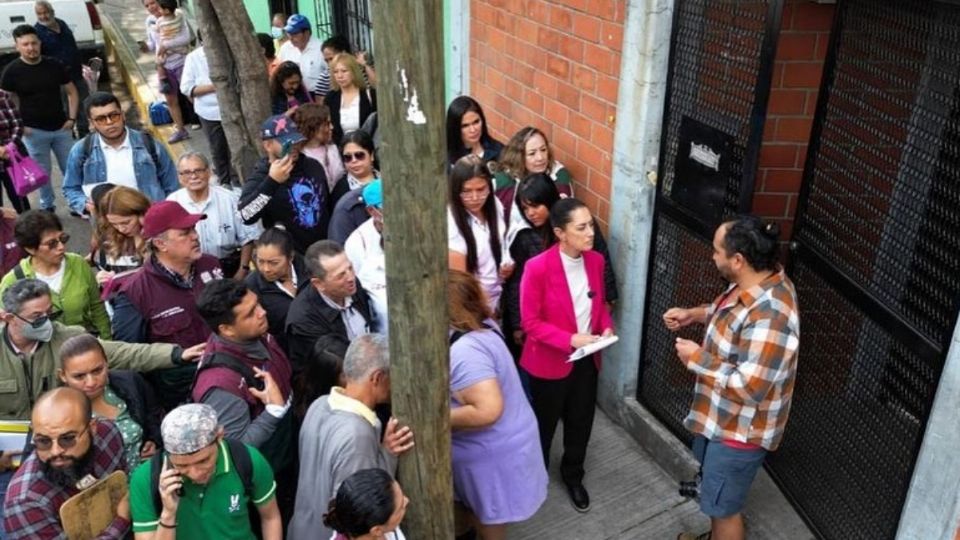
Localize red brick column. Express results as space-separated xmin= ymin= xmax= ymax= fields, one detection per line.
xmin=755 ymin=0 xmax=835 ymax=239
xmin=470 ymin=0 xmax=627 ymax=227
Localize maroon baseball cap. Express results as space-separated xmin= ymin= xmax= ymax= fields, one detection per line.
xmin=142 ymin=201 xmax=206 ymax=239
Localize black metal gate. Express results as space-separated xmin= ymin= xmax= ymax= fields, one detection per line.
xmin=640 ymin=0 xmax=960 ymax=538
xmin=331 ymin=0 xmax=373 ymax=53
xmin=765 ymin=1 xmax=960 ymax=538
xmin=637 ymin=0 xmax=783 ymax=442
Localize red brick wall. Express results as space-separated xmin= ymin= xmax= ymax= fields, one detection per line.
xmin=469 ymin=0 xmax=627 ymax=227
xmin=754 ymin=0 xmax=835 ymax=240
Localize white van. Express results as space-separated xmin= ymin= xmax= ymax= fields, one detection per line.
xmin=0 ymin=0 xmax=104 ymax=61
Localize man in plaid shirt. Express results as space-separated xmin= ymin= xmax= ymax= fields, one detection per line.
xmin=664 ymin=216 xmax=799 ymax=540
xmin=3 ymin=388 xmax=130 ymax=539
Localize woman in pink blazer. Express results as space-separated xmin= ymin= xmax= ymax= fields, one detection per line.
xmin=519 ymin=197 xmax=614 ymax=513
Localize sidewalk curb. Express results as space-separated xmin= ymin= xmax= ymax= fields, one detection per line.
xmin=99 ymin=8 xmax=187 ymax=163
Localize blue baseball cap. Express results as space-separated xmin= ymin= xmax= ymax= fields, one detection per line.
xmin=362 ymin=179 xmax=383 ymax=209
xmin=260 ymin=114 xmax=306 ymax=145
xmin=284 ymin=14 xmax=311 ymax=34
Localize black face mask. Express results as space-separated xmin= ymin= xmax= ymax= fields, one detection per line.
xmin=40 ymin=444 xmax=94 ymax=488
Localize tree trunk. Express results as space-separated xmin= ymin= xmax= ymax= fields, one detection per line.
xmin=195 ymin=0 xmax=270 ymax=181
xmin=373 ymin=0 xmax=454 ymax=538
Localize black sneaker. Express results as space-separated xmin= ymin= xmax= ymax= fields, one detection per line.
xmin=566 ymin=483 xmax=590 ymax=513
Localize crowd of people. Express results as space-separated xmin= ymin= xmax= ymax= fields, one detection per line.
xmin=0 ymin=2 xmax=801 ymax=540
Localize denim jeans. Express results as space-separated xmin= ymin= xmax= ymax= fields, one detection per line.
xmin=22 ymin=127 xmax=73 ymax=210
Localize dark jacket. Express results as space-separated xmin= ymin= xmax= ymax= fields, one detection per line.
xmin=448 ymin=137 xmax=504 ymax=167
xmin=503 ymin=221 xmax=618 ymax=345
xmin=324 ymin=87 xmax=376 ymax=145
xmin=109 ymin=370 xmax=163 ymax=450
xmin=239 ymin=155 xmax=332 ymax=254
xmin=326 ymin=185 xmax=369 ymax=245
xmin=245 ymin=253 xmax=311 ymax=354
xmin=111 ymin=255 xmax=223 ymax=410
xmin=285 ymin=283 xmax=375 ymax=370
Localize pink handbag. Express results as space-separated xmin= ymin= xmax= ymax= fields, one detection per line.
xmin=5 ymin=143 xmax=50 ymax=197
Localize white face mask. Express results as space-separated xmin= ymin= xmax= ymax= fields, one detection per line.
xmin=270 ymin=27 xmax=283 ymax=39
xmin=20 ymin=318 xmax=54 ymax=343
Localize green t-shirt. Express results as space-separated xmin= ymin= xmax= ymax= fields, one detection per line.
xmin=129 ymin=440 xmax=276 ymax=539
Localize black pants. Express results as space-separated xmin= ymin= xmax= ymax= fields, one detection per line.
xmin=0 ymin=168 xmax=29 ymax=213
xmin=200 ymin=117 xmax=238 ymax=187
xmin=527 ymin=357 xmax=598 ymax=486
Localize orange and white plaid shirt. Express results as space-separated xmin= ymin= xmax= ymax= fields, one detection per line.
xmin=683 ymin=270 xmax=800 ymax=451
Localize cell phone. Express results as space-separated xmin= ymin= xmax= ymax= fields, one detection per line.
xmin=279 ymin=139 xmax=293 ymax=158
xmin=163 ymin=455 xmax=184 ymax=497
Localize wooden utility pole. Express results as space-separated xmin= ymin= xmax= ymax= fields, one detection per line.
xmin=194 ymin=0 xmax=271 ymax=180
xmin=372 ymin=0 xmax=453 ymax=537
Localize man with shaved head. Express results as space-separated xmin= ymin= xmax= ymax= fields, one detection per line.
xmin=3 ymin=388 xmax=130 ymax=539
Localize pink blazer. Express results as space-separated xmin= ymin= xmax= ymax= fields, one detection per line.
xmin=519 ymin=244 xmax=614 ymax=380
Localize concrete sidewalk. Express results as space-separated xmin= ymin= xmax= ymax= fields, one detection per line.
xmin=94 ymin=3 xmax=818 ymax=539
xmin=97 ymin=0 xmax=210 ymax=164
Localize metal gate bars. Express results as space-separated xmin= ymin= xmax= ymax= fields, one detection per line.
xmin=766 ymin=1 xmax=960 ymax=538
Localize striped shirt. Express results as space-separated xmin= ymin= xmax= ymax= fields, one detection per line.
xmin=683 ymin=270 xmax=800 ymax=451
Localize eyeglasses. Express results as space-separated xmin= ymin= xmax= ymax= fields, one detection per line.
xmin=33 ymin=424 xmax=89 ymax=451
xmin=178 ymin=167 xmax=209 ymax=177
xmin=342 ymin=151 xmax=368 ymax=163
xmin=14 ymin=310 xmax=61 ymax=329
xmin=91 ymin=111 xmax=122 ymax=125
xmin=459 ymin=186 xmax=490 ymax=201
xmin=40 ymin=233 xmax=70 ymax=250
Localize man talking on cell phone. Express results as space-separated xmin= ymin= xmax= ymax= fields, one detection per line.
xmin=128 ymin=403 xmax=282 ymax=540
xmin=664 ymin=216 xmax=800 ymax=540
xmin=238 ymin=115 xmax=331 ymax=255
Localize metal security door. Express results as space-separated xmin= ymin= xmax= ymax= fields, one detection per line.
xmin=637 ymin=0 xmax=783 ymax=440
xmin=765 ymin=1 xmax=960 ymax=538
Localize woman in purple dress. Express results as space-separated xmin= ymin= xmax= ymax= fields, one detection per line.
xmin=447 ymin=269 xmax=547 ymax=539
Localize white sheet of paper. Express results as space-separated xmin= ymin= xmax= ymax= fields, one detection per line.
xmin=568 ymin=335 xmax=619 ymax=362
xmin=0 ymin=420 xmax=30 ymax=453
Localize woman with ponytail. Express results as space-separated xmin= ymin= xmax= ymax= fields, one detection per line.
xmin=323 ymin=468 xmax=408 ymax=540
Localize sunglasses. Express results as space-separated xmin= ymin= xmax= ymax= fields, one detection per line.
xmin=33 ymin=424 xmax=89 ymax=451
xmin=342 ymin=151 xmax=368 ymax=163
xmin=91 ymin=111 xmax=122 ymax=125
xmin=40 ymin=233 xmax=70 ymax=250
xmin=14 ymin=310 xmax=61 ymax=329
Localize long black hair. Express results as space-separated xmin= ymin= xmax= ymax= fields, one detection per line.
xmin=446 ymin=95 xmax=493 ymax=164
xmin=323 ymin=468 xmax=397 ymax=537
xmin=516 ymin=173 xmax=561 ymax=247
xmin=448 ymin=155 xmax=502 ymax=273
xmin=294 ymin=334 xmax=349 ymax=420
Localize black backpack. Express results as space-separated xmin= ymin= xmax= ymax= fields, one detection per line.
xmin=148 ymin=438 xmax=253 ymax=514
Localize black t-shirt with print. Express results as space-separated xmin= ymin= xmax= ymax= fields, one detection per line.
xmin=0 ymin=56 xmax=70 ymax=130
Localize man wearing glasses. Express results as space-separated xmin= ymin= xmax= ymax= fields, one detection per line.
xmin=62 ymin=91 xmax=178 ymax=217
xmin=3 ymin=387 xmax=131 ymax=539
xmin=0 ymin=279 xmax=204 ymax=521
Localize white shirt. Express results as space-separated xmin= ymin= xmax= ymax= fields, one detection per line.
xmin=344 ymin=218 xmax=387 ymax=333
xmin=180 ymin=47 xmax=220 ymax=122
xmin=274 ymin=263 xmax=299 ymax=298
xmin=278 ymin=37 xmax=329 ymax=95
xmin=99 ymin=131 xmax=138 ymax=190
xmin=35 ymin=259 xmax=66 ymax=294
xmin=339 ymin=94 xmax=361 ymax=133
xmin=319 ymin=291 xmax=369 ymax=340
xmin=447 ymin=199 xmax=507 ymax=311
xmin=167 ymin=186 xmax=263 ymax=258
xmin=560 ymin=250 xmax=592 ymax=334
